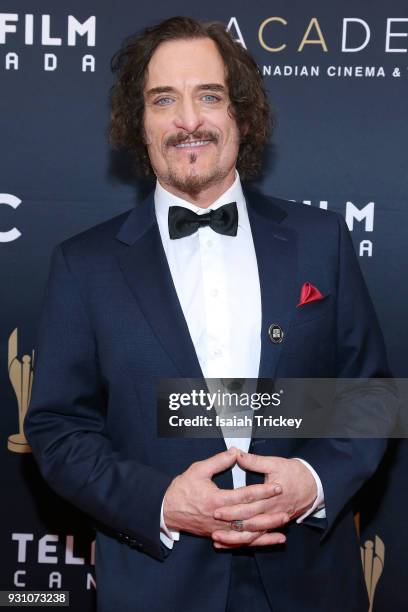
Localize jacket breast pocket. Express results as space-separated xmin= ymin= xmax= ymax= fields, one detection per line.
xmin=282 ymin=296 xmax=336 ymax=376
xmin=292 ymin=294 xmax=332 ymax=328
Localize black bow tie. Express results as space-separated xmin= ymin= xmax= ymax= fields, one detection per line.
xmin=168 ymin=202 xmax=238 ymax=239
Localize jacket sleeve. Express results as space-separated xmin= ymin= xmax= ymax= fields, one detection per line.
xmin=297 ymin=213 xmax=397 ymax=537
xmin=24 ymin=244 xmax=172 ymax=561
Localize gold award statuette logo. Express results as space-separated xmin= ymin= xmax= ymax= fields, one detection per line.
xmin=361 ymin=535 xmax=385 ymax=612
xmin=8 ymin=327 xmax=34 ymax=453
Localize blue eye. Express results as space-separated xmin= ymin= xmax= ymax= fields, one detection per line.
xmin=202 ymin=95 xmax=219 ymax=103
xmin=155 ymin=97 xmax=173 ymax=106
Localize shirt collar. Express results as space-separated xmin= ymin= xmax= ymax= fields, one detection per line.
xmin=154 ymin=170 xmax=250 ymax=240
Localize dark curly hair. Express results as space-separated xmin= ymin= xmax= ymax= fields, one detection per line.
xmin=109 ymin=16 xmax=272 ymax=180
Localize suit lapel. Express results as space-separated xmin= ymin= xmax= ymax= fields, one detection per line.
xmin=245 ymin=190 xmax=298 ymax=442
xmin=245 ymin=190 xmax=298 ymax=380
xmin=115 ymin=193 xmax=203 ymax=380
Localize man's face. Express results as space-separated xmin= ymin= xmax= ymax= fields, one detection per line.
xmin=143 ymin=37 xmax=241 ymax=199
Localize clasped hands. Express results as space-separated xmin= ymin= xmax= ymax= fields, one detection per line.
xmin=163 ymin=447 xmax=317 ymax=549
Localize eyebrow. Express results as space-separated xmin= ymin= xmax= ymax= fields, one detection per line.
xmin=145 ymin=83 xmax=227 ymax=97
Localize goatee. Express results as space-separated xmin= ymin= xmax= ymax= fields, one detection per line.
xmin=163 ymin=167 xmax=229 ymax=198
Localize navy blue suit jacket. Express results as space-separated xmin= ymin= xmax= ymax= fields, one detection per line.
xmin=25 ymin=190 xmax=391 ymax=612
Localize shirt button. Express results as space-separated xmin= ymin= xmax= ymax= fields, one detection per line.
xmin=206 ymin=239 xmax=213 ymax=248
xmin=211 ymin=289 xmax=219 ymax=297
xmin=213 ymin=348 xmax=222 ymax=357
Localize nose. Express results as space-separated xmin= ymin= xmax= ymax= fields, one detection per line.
xmin=173 ymin=98 xmax=203 ymax=134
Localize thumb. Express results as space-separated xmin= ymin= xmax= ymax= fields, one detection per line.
xmin=236 ymin=451 xmax=273 ymax=473
xmin=195 ymin=447 xmax=238 ymax=477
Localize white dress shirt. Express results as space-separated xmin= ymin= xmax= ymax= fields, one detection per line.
xmin=154 ymin=172 xmax=325 ymax=548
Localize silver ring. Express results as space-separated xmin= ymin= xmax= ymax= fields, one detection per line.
xmin=230 ymin=520 xmax=244 ymax=532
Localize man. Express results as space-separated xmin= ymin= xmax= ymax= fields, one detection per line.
xmin=25 ymin=16 xmax=392 ymax=612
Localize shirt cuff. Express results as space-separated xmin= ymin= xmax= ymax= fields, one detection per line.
xmin=160 ymin=497 xmax=180 ymax=549
xmin=292 ymin=458 xmax=326 ymax=523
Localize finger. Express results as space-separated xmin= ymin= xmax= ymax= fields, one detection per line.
xmin=213 ymin=531 xmax=286 ymax=549
xmin=215 ymin=499 xmax=266 ymax=520
xmin=236 ymin=451 xmax=276 ymax=473
xmin=212 ymin=529 xmax=262 ymax=547
xmin=248 ymin=532 xmax=286 ymax=547
xmin=213 ymin=535 xmax=262 ymax=550
xmin=213 ymin=539 xmax=260 ymax=550
xmin=215 ymin=482 xmax=282 ymax=509
xmin=215 ymin=496 xmax=290 ymax=521
xmin=193 ymin=448 xmax=238 ymax=477
xmin=240 ymin=512 xmax=289 ymax=532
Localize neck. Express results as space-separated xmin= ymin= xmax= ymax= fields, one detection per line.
xmin=158 ymin=169 xmax=236 ymax=209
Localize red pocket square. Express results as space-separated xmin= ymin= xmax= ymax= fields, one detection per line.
xmin=297 ymin=282 xmax=325 ymax=308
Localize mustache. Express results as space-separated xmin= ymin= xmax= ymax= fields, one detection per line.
xmin=165 ymin=130 xmax=219 ymax=147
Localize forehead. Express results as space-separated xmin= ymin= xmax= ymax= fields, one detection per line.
xmin=145 ymin=37 xmax=227 ymax=89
